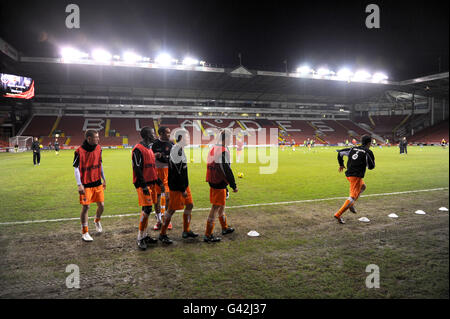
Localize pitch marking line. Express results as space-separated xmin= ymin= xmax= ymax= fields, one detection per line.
xmin=0 ymin=187 xmax=448 ymax=226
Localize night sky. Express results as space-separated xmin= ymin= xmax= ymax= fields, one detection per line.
xmin=0 ymin=0 xmax=448 ymax=80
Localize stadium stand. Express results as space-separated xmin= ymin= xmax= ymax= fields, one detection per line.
xmin=275 ymin=120 xmax=317 ymax=144
xmin=21 ymin=115 xmax=57 ymax=138
xmin=375 ymin=115 xmax=410 ymax=135
xmin=354 ymin=115 xmax=408 ymax=135
xmin=353 ymin=115 xmax=373 ymax=129
xmin=316 ymin=120 xmax=354 ymax=144
xmin=108 ymin=118 xmax=140 ymax=146
xmin=0 ymin=138 xmax=8 ymax=148
xmin=57 ymin=116 xmax=91 ymax=146
xmin=409 ymin=120 xmax=449 ymax=144
xmin=340 ymin=120 xmax=372 ymax=137
xmin=19 ymin=115 xmax=385 ymax=147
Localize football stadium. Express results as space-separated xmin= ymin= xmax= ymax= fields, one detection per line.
xmin=0 ymin=1 xmax=448 ymax=304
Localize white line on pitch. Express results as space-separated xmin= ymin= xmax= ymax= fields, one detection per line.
xmin=0 ymin=187 xmax=447 ymax=226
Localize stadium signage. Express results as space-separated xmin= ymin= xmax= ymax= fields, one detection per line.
xmin=275 ymin=120 xmax=302 ymax=132
xmin=310 ymin=121 xmax=334 ymax=132
xmin=83 ymin=119 xmax=105 ymax=131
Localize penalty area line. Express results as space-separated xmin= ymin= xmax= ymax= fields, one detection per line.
xmin=0 ymin=187 xmax=447 ymax=226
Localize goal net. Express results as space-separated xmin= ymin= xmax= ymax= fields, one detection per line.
xmin=9 ymin=136 xmax=33 ymax=152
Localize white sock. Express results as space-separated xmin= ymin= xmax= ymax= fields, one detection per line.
xmin=155 ymin=212 xmax=162 ymax=223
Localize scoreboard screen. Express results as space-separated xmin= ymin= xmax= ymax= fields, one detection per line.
xmin=1 ymin=73 xmax=35 ymax=99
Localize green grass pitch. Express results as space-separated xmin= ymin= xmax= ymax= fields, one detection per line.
xmin=0 ymin=145 xmax=448 ymax=223
xmin=0 ymin=145 xmax=448 ymax=298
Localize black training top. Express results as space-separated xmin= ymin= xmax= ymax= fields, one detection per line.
xmin=31 ymin=141 xmax=41 ymax=153
xmin=152 ymin=139 xmax=174 ymax=166
xmin=337 ymin=146 xmax=375 ymax=178
xmin=168 ymin=144 xmax=189 ymax=192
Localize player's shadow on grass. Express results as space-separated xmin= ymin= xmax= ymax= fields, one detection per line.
xmin=179 ymin=238 xmax=201 ymax=245
xmin=117 ymin=228 xmax=135 ymax=235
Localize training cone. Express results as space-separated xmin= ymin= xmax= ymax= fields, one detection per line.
xmin=358 ymin=217 xmax=370 ymax=223
xmin=388 ymin=213 xmax=399 ymax=218
xmin=438 ymin=207 xmax=448 ymax=212
xmin=415 ymin=210 xmax=426 ymax=215
xmin=247 ymin=230 xmax=260 ymax=237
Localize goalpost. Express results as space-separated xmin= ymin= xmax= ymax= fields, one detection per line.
xmin=9 ymin=136 xmax=33 ymax=152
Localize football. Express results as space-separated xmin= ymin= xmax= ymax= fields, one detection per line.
xmin=237 ymin=172 xmax=244 ymax=178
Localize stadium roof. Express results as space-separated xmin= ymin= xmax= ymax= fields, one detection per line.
xmin=2 ymin=55 xmax=449 ymax=105
xmin=396 ymin=72 xmax=449 ymax=98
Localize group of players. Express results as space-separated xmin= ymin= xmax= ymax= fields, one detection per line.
xmin=23 ymin=124 xmax=448 ymax=246
xmin=72 ymin=124 xmax=380 ymax=249
xmin=303 ymin=138 xmax=315 ymax=149
xmin=73 ymin=126 xmax=237 ymax=250
xmin=279 ymin=137 xmax=315 ymax=151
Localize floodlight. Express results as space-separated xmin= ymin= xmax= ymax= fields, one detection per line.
xmin=123 ymin=51 xmax=142 ymax=63
xmin=155 ymin=53 xmax=172 ymax=66
xmin=60 ymin=47 xmax=88 ymax=60
xmin=182 ymin=57 xmax=199 ymax=65
xmin=317 ymin=67 xmax=333 ymax=76
xmin=92 ymin=49 xmax=112 ymax=62
xmin=372 ymin=72 xmax=388 ymax=82
xmin=353 ymin=70 xmax=371 ymax=81
xmin=336 ymin=68 xmax=353 ymax=80
xmin=297 ymin=65 xmax=311 ymax=75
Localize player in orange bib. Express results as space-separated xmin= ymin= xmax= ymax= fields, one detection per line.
xmin=158 ymin=129 xmax=198 ymax=244
xmin=132 ymin=127 xmax=166 ymax=250
xmin=204 ymin=129 xmax=238 ymax=242
xmin=334 ymin=135 xmax=375 ymax=224
xmin=73 ymin=130 xmax=106 ymax=242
